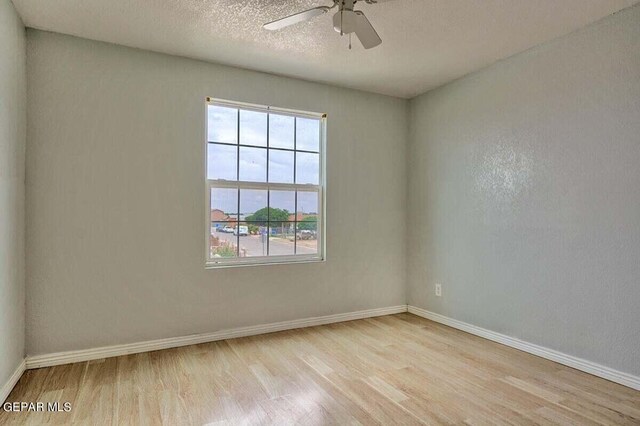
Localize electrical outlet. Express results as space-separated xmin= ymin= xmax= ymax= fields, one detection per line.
xmin=435 ymin=283 xmax=442 ymax=297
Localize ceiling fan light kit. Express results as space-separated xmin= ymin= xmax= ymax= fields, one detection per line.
xmin=263 ymin=0 xmax=384 ymax=50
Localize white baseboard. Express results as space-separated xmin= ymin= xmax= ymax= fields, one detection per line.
xmin=25 ymin=305 xmax=408 ymax=369
xmin=408 ymin=305 xmax=640 ymax=391
xmin=1 ymin=359 xmax=26 ymax=404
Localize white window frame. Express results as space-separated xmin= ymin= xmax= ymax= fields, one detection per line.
xmin=204 ymin=98 xmax=326 ymax=268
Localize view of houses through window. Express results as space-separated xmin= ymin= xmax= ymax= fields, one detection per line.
xmin=206 ymin=99 xmax=324 ymax=265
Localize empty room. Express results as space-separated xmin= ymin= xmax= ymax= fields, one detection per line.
xmin=1 ymin=0 xmax=639 ymax=424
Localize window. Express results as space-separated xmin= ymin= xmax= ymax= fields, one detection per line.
xmin=205 ymin=98 xmax=325 ymax=266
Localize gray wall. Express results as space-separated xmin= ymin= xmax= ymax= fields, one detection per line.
xmin=408 ymin=5 xmax=640 ymax=376
xmin=25 ymin=31 xmax=408 ymax=355
xmin=23 ymin=4 xmax=640 ymax=380
xmin=0 ymin=0 xmax=26 ymax=387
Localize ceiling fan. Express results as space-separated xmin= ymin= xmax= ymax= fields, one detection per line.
xmin=263 ymin=0 xmax=389 ymax=49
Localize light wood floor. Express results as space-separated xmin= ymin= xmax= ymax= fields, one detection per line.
xmin=2 ymin=313 xmax=639 ymax=425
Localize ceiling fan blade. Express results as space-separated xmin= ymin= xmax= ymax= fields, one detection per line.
xmin=353 ymin=11 xmax=382 ymax=49
xmin=263 ymin=7 xmax=329 ymax=31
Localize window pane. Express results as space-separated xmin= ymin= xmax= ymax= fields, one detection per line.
xmin=239 ymin=147 xmax=267 ymax=182
xmin=210 ymin=222 xmax=238 ymax=259
xmin=295 ymin=191 xmax=319 ymax=255
xmin=268 ymin=191 xmax=294 ymax=257
xmin=296 ymin=117 xmax=320 ymax=152
xmin=296 ymin=233 xmax=318 ymax=254
xmin=269 ymin=190 xmax=295 ymax=216
xmin=269 ymin=114 xmax=294 ymax=149
xmin=268 ymin=150 xmax=294 ymax=184
xmin=211 ymin=187 xmax=238 ymax=221
xmin=296 ymin=190 xmax=319 ymax=216
xmin=208 ymin=105 xmax=237 ymax=144
xmin=240 ymin=110 xmax=267 ymax=147
xmin=296 ymin=152 xmax=319 ymax=184
xmin=237 ymin=222 xmax=268 ymax=258
xmin=269 ymin=222 xmax=295 ymax=257
xmin=240 ymin=189 xmax=267 ymax=221
xmin=207 ymin=144 xmax=237 ymax=181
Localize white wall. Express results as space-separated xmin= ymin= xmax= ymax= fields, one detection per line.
xmin=25 ymin=30 xmax=408 ymax=355
xmin=408 ymin=5 xmax=640 ymax=376
xmin=0 ymin=0 xmax=26 ymax=387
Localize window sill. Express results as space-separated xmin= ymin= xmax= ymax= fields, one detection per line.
xmin=205 ymin=256 xmax=325 ymax=269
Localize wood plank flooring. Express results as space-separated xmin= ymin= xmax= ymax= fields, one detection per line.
xmin=2 ymin=313 xmax=639 ymax=425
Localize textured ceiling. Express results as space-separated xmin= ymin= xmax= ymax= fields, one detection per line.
xmin=12 ymin=0 xmax=639 ymax=98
